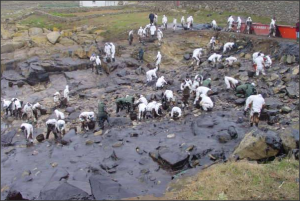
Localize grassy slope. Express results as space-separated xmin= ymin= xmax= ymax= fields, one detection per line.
xmin=18 ymin=7 xmax=292 ymax=41
xmin=166 ymin=159 xmax=299 ymax=200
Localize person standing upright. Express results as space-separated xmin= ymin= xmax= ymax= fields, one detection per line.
xmin=149 ymin=13 xmax=155 ymax=25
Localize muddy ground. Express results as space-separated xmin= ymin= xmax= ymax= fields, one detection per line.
xmin=1 ymin=25 xmax=299 ymax=200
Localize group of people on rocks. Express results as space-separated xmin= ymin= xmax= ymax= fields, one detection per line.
xmin=2 ymin=11 xmax=279 ymax=147
xmin=89 ymin=42 xmax=116 ymax=75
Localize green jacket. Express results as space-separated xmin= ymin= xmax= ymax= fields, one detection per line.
xmin=236 ymin=84 xmax=256 ymax=98
xmin=202 ymin=79 xmax=211 ymax=87
xmin=98 ymin=102 xmax=108 ymax=118
xmin=116 ymin=96 xmax=134 ymax=104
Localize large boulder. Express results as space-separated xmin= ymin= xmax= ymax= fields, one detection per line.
xmin=286 ymin=55 xmax=296 ymax=64
xmin=1 ymin=43 xmax=14 ymax=54
xmin=89 ymin=175 xmax=136 ymax=200
xmin=1 ymin=129 xmax=17 ymax=146
xmin=31 ymin=34 xmax=49 ymax=46
xmin=149 ymin=146 xmax=190 ymax=171
xmin=28 ymin=27 xmax=43 ymax=36
xmin=233 ymin=128 xmax=282 ymax=160
xmin=278 ymin=128 xmax=299 ymax=152
xmin=61 ymin=129 xmax=77 ymax=145
xmin=109 ymin=117 xmax=132 ymax=127
xmin=286 ymin=86 xmax=298 ymax=99
xmin=39 ymin=182 xmax=90 ymax=200
xmin=74 ymin=47 xmax=87 ymax=59
xmin=21 ymin=64 xmax=50 ymax=86
xmin=47 ymin=32 xmax=61 ymax=44
xmin=59 ymin=38 xmax=77 ymax=46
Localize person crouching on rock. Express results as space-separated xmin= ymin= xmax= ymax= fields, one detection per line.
xmin=224 ymin=76 xmax=240 ymax=90
xmin=235 ymin=83 xmax=257 ymax=99
xmin=244 ymin=94 xmax=265 ymax=127
xmin=98 ymin=101 xmax=110 ymax=130
xmin=95 ymin=56 xmax=102 ymax=75
xmin=53 ymin=92 xmax=60 ymax=107
xmin=79 ymin=112 xmax=96 ymax=131
xmin=20 ymin=123 xmax=34 ymax=146
xmin=170 ymin=106 xmax=182 ymax=120
xmin=208 ymin=53 xmax=222 ymax=67
xmin=46 ymin=119 xmax=59 ymax=140
xmin=199 ymin=94 xmax=214 ymax=111
xmin=56 ymin=119 xmax=66 ymax=137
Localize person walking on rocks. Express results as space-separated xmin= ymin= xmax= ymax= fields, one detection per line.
xmin=98 ymin=101 xmax=110 ymax=130
xmin=128 ymin=30 xmax=134 ymax=45
xmin=20 ymin=123 xmax=34 ymax=145
xmin=149 ymin=13 xmax=155 ymax=25
xmin=173 ymin=18 xmax=177 ymax=32
xmin=138 ymin=47 xmax=144 ymax=63
xmin=246 ymin=17 xmax=252 ymax=34
xmin=104 ymin=43 xmax=112 ymax=62
xmin=227 ymin=15 xmax=234 ymax=31
xmin=155 ymin=51 xmax=162 ymax=69
xmin=154 ymin=13 xmax=158 ymax=26
xmin=157 ymin=28 xmax=163 ymax=46
xmin=90 ymin=54 xmax=96 ymax=72
xmin=254 ymin=53 xmax=266 ymax=76
xmin=95 ymin=56 xmax=102 ymax=75
xmin=138 ymin=26 xmax=143 ymax=43
xmin=268 ymin=17 xmax=276 ymax=38
xmin=236 ymin=16 xmax=242 ymax=33
xmin=244 ymin=94 xmax=265 ymax=127
xmin=162 ymin=15 xmax=168 ymax=30
xmin=150 ymin=25 xmax=157 ymax=38
xmin=181 ymin=16 xmax=185 ymax=27
xmin=110 ymin=42 xmax=116 ymax=62
xmin=64 ymin=85 xmax=69 ymax=102
xmin=211 ymin=20 xmax=218 ymax=31
xmin=296 ymin=19 xmax=299 ymax=43
xmin=187 ymin=16 xmax=194 ymax=29
xmin=209 ymin=36 xmax=216 ymax=51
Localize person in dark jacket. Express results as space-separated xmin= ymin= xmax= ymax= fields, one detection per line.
xmin=98 ymin=101 xmax=109 ymax=130
xmin=138 ymin=47 xmax=144 ymax=63
xmin=149 ymin=13 xmax=155 ymax=25
xmin=296 ymin=19 xmax=299 ymax=43
xmin=235 ymin=83 xmax=257 ymax=98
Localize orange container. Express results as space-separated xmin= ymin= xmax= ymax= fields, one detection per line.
xmin=277 ymin=25 xmax=297 ymax=39
xmin=252 ymin=23 xmax=270 ymax=36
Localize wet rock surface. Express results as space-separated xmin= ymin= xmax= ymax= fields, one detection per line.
xmin=1 ymin=28 xmax=299 ymax=200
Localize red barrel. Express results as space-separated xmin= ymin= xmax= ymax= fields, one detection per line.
xmin=277 ymin=25 xmax=297 ymax=39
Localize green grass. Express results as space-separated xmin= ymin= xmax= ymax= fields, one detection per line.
xmin=50 ymin=12 xmax=76 ymax=18
xmin=19 ymin=15 xmax=63 ymax=30
xmin=166 ymin=159 xmax=299 ymax=200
